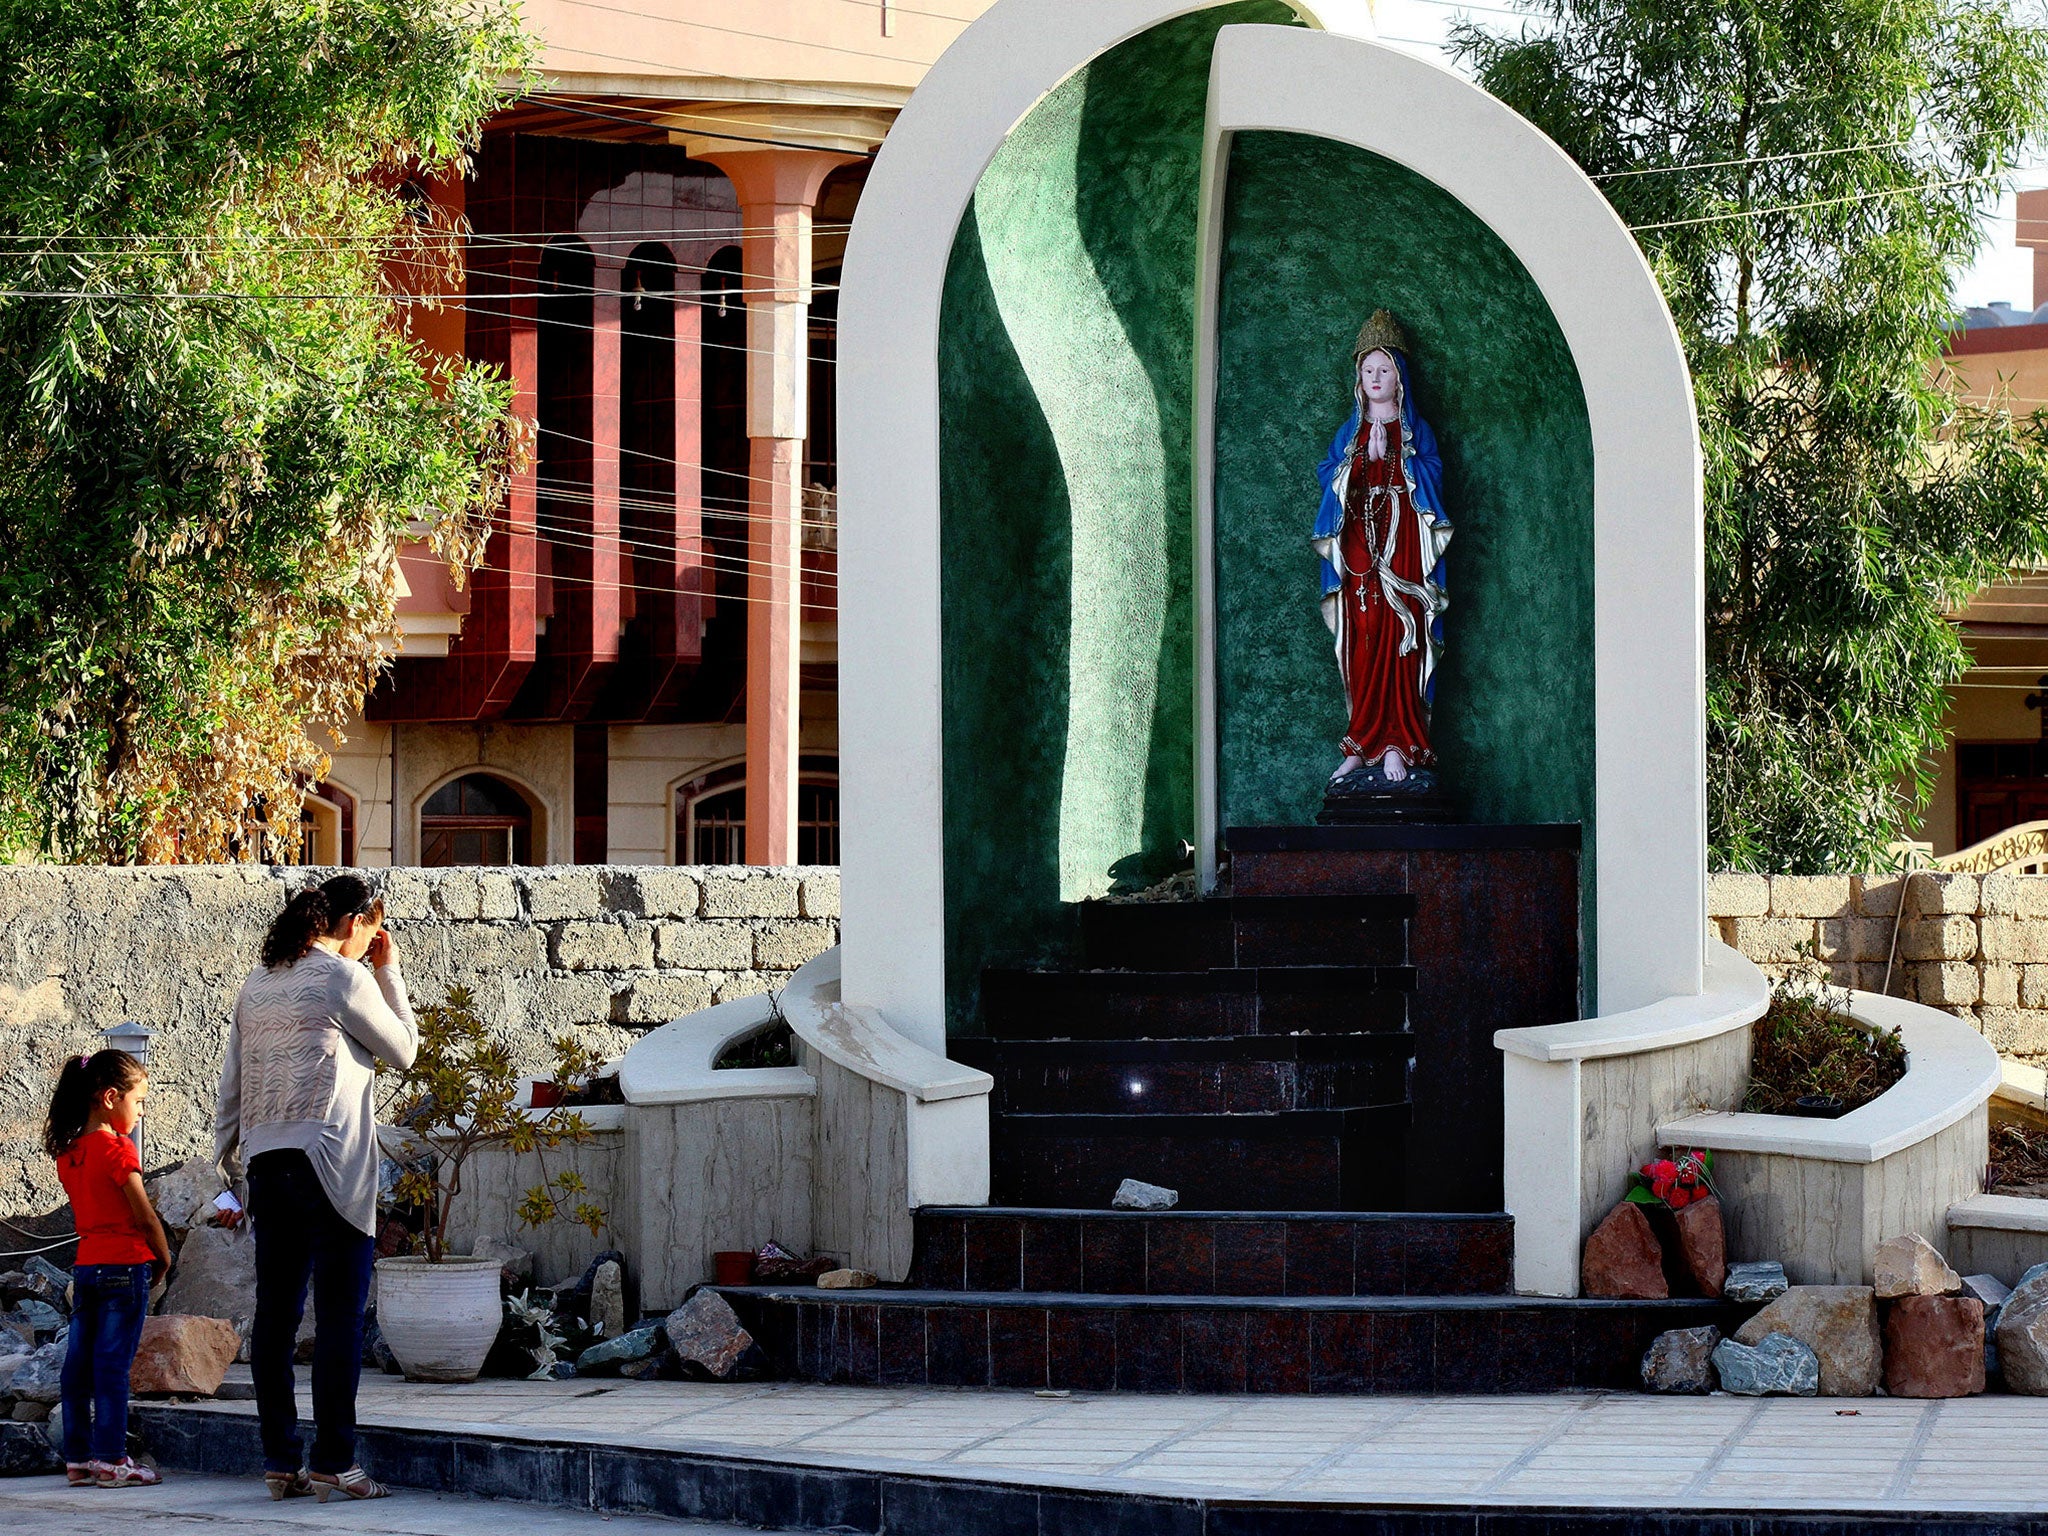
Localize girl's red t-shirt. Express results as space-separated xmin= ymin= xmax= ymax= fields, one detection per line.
xmin=56 ymin=1130 xmax=154 ymax=1266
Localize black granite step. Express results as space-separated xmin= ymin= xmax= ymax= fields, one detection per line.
xmin=909 ymin=1207 xmax=1512 ymax=1296
xmin=136 ymin=1400 xmax=2048 ymax=1536
xmin=955 ymin=1034 xmax=1411 ymax=1115
xmin=1080 ymin=894 xmax=1411 ymax=970
xmin=990 ymin=1106 xmax=1407 ymax=1210
xmin=719 ymin=1286 xmax=1734 ymax=1395
xmin=979 ymin=965 xmax=1413 ymax=1039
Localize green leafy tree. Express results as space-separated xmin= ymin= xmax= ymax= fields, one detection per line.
xmin=1454 ymin=0 xmax=2048 ymax=871
xmin=0 ymin=0 xmax=534 ymax=862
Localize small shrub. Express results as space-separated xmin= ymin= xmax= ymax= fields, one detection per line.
xmin=1988 ymin=1123 xmax=2048 ymax=1195
xmin=1743 ymin=954 xmax=1905 ymax=1115
xmin=714 ymin=1021 xmax=794 ymax=1070
xmin=382 ymin=985 xmax=609 ymax=1262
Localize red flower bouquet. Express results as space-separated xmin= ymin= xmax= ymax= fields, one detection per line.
xmin=1625 ymin=1148 xmax=1715 ymax=1210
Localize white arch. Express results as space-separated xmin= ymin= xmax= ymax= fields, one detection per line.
xmin=837 ymin=0 xmax=1703 ymax=1051
xmin=1194 ymin=26 xmax=1705 ymax=1015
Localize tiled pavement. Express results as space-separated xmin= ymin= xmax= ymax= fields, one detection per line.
xmin=158 ymin=1370 xmax=2048 ymax=1513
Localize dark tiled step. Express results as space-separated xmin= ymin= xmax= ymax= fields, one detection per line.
xmin=135 ymin=1401 xmax=2048 ymax=1536
xmin=979 ymin=965 xmax=1413 ymax=1040
xmin=910 ymin=1208 xmax=1512 ymax=1296
xmin=990 ymin=1106 xmax=1407 ymax=1211
xmin=1081 ymin=895 xmax=1410 ymax=970
xmin=720 ymin=1287 xmax=1733 ymax=1395
xmin=953 ymin=1035 xmax=1412 ymax=1115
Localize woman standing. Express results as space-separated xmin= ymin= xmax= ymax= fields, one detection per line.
xmin=216 ymin=874 xmax=416 ymax=1502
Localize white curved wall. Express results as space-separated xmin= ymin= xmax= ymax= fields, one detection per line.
xmin=838 ymin=0 xmax=1704 ymax=1049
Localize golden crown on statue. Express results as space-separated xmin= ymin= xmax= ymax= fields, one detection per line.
xmin=1353 ymin=309 xmax=1408 ymax=360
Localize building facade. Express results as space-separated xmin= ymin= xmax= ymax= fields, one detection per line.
xmin=1927 ymin=186 xmax=2048 ymax=857
xmin=308 ymin=0 xmax=993 ymax=870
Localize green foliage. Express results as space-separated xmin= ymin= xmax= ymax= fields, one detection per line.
xmin=1454 ymin=0 xmax=2048 ymax=871
xmin=1742 ymin=947 xmax=1906 ymax=1112
xmin=712 ymin=1020 xmax=793 ymax=1070
xmin=385 ymin=984 xmax=609 ymax=1263
xmin=0 ymin=0 xmax=534 ymax=862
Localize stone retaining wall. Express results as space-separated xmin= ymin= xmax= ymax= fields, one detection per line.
xmin=1709 ymin=871 xmax=2048 ymax=1067
xmin=0 ymin=864 xmax=838 ymax=1221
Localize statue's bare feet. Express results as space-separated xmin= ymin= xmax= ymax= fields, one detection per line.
xmin=1381 ymin=748 xmax=1408 ymax=783
xmin=1331 ymin=753 xmax=1366 ymax=783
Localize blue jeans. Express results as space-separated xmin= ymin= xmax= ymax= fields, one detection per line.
xmin=248 ymin=1150 xmax=374 ymax=1475
xmin=59 ymin=1262 xmax=150 ymax=1464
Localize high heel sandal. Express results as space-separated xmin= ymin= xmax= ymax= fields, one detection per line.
xmin=264 ymin=1468 xmax=315 ymax=1500
xmin=310 ymin=1466 xmax=390 ymax=1501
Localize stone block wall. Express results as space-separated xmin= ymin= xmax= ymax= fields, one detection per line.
xmin=1709 ymin=871 xmax=2048 ymax=1067
xmin=0 ymin=864 xmax=838 ymax=1221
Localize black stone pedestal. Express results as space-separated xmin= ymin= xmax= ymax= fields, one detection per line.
xmin=1227 ymin=823 xmax=1581 ymax=1213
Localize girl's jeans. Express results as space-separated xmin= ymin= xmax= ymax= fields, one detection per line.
xmin=59 ymin=1262 xmax=151 ymax=1464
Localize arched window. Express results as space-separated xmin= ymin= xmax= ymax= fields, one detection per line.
xmin=299 ymin=781 xmax=357 ymax=866
xmin=420 ymin=773 xmax=534 ymax=866
xmin=675 ymin=756 xmax=838 ymax=865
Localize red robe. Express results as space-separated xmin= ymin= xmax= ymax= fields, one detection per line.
xmin=1337 ymin=419 xmax=1434 ymax=766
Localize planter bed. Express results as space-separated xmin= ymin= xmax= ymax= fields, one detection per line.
xmin=1658 ymin=992 xmax=2000 ymax=1286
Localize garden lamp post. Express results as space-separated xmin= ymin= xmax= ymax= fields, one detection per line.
xmin=100 ymin=1019 xmax=153 ymax=1162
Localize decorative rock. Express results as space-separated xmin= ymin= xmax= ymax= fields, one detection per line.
xmin=9 ymin=1400 xmax=47 ymax=1422
xmin=576 ymin=1324 xmax=662 ymax=1374
xmin=1995 ymin=1271 xmax=2048 ymax=1394
xmin=472 ymin=1237 xmax=535 ymax=1293
xmin=1581 ymin=1202 xmax=1668 ymax=1299
xmin=1112 ymin=1179 xmax=1178 ymax=1211
xmin=663 ymin=1291 xmax=753 ymax=1381
xmin=0 ymin=1420 xmax=60 ymax=1475
xmin=1672 ymin=1195 xmax=1727 ymax=1298
xmin=0 ymin=1354 xmax=28 ymax=1394
xmin=590 ymin=1260 xmax=627 ymax=1342
xmin=1882 ymin=1295 xmax=1985 ymax=1398
xmin=1711 ymin=1333 xmax=1820 ymax=1396
xmin=1962 ymin=1273 xmax=2011 ymax=1310
xmin=817 ymin=1269 xmax=878 ymax=1290
xmin=7 ymin=1342 xmax=64 ymax=1405
xmin=1724 ymin=1261 xmax=1790 ymax=1306
xmin=2020 ymin=1261 xmax=2048 ymax=1292
xmin=23 ymin=1258 xmax=70 ymax=1307
xmin=1641 ymin=1325 xmax=1720 ymax=1393
xmin=145 ymin=1156 xmax=226 ymax=1235
xmin=1873 ymin=1233 xmax=1961 ymax=1299
xmin=10 ymin=1300 xmax=61 ymax=1338
xmin=1733 ymin=1286 xmax=1881 ymax=1396
xmin=130 ymin=1315 xmax=241 ymax=1397
xmin=161 ymin=1224 xmax=258 ymax=1346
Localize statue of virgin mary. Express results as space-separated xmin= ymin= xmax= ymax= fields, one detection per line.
xmin=1311 ymin=310 xmax=1452 ymax=789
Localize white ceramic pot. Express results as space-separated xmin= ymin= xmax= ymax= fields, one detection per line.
xmin=373 ymin=1256 xmax=501 ymax=1383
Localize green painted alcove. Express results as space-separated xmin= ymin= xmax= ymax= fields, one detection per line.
xmin=1212 ymin=131 xmax=1598 ymax=993
xmin=936 ymin=4 xmax=1299 ymax=1034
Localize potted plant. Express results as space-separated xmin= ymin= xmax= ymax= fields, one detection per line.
xmin=377 ymin=985 xmax=608 ymax=1383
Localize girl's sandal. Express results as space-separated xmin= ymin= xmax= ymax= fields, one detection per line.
xmin=65 ymin=1462 xmax=94 ymax=1488
xmin=311 ymin=1467 xmax=390 ymax=1501
xmin=91 ymin=1457 xmax=162 ymax=1489
xmin=264 ymin=1469 xmax=315 ymax=1501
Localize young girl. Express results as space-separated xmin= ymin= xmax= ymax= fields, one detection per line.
xmin=46 ymin=1048 xmax=172 ymax=1490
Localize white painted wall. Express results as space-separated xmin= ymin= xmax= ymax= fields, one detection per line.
xmin=838 ymin=0 xmax=1704 ymax=1050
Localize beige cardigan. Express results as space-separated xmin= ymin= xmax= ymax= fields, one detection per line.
xmin=216 ymin=947 xmax=418 ymax=1236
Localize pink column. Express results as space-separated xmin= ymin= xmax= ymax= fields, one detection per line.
xmin=694 ymin=146 xmax=855 ymax=866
